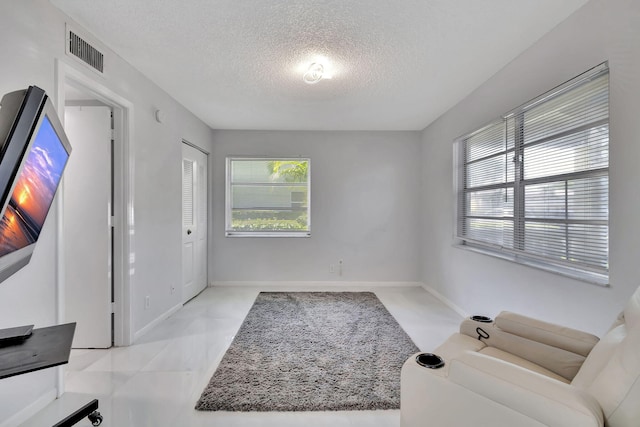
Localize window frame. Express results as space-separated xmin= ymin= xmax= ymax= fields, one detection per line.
xmin=453 ymin=63 xmax=609 ymax=285
xmin=225 ymin=156 xmax=311 ymax=238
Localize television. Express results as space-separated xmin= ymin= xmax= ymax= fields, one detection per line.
xmin=0 ymin=86 xmax=72 ymax=283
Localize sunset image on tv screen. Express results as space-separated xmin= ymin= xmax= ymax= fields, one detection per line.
xmin=0 ymin=115 xmax=69 ymax=256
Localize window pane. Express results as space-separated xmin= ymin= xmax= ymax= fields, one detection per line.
xmin=466 ymin=188 xmax=513 ymax=217
xmin=525 ymin=182 xmax=566 ymax=220
xmin=228 ymin=158 xmax=310 ymax=234
xmin=467 ymin=154 xmax=513 ymax=188
xmin=524 ymin=222 xmax=567 ymax=260
xmin=465 ymin=218 xmax=513 ymax=247
xmin=231 ymin=209 xmax=308 ymax=231
xmin=466 ymin=121 xmax=507 ymax=162
xmin=522 ymin=222 xmax=608 ymax=270
xmin=523 ymin=177 xmax=608 ymax=268
xmin=523 ymin=74 xmax=609 ymax=144
xmin=231 ymin=184 xmax=307 ymax=209
xmin=232 ymin=159 xmax=309 ymax=184
xmin=567 ymin=176 xmax=608 ymax=221
xmin=567 ymin=224 xmax=608 ymax=269
xmin=523 ymin=125 xmax=608 ymax=180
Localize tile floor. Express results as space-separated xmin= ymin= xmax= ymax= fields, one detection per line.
xmin=21 ymin=286 xmax=462 ymax=427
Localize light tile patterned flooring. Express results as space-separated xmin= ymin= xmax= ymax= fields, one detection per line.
xmin=21 ymin=286 xmax=461 ymax=427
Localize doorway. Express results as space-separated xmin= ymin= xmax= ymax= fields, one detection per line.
xmin=182 ymin=141 xmax=208 ymax=303
xmin=59 ymin=71 xmax=132 ymax=348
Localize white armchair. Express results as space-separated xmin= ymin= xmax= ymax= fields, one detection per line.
xmin=400 ymin=286 xmax=640 ymax=427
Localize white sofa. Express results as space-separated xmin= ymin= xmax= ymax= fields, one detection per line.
xmin=400 ymin=286 xmax=640 ymax=427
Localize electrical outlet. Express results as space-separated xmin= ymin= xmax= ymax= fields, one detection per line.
xmin=329 ymin=264 xmax=335 ymax=273
xmin=145 ymin=295 xmax=150 ymax=309
xmin=170 ymin=285 xmax=175 ymax=294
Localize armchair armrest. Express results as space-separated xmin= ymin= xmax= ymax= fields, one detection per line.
xmin=448 ymin=351 xmax=603 ymax=427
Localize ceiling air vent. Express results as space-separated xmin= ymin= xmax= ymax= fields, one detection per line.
xmin=66 ymin=27 xmax=104 ymax=74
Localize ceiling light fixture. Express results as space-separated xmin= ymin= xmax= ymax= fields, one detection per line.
xmin=303 ymin=63 xmax=324 ymax=84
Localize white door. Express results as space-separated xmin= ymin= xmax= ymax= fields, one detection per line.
xmin=182 ymin=143 xmax=208 ymax=303
xmin=64 ymin=106 xmax=112 ymax=348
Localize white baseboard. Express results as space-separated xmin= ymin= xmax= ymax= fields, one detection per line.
xmin=0 ymin=388 xmax=57 ymax=427
xmin=209 ymin=281 xmax=423 ymax=291
xmin=133 ymin=302 xmax=182 ymax=343
xmin=210 ymin=281 xmax=468 ymax=317
xmin=420 ymin=283 xmax=469 ymax=319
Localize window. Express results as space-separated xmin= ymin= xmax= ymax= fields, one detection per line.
xmin=455 ymin=63 xmax=609 ymax=284
xmin=226 ymin=157 xmax=310 ymax=237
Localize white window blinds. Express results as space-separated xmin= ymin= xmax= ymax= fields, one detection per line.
xmin=456 ymin=63 xmax=609 ymax=281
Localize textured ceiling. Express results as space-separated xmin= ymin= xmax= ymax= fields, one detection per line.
xmin=50 ymin=0 xmax=588 ymax=131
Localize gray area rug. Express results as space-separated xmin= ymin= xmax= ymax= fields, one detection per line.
xmin=195 ymin=291 xmax=419 ymax=412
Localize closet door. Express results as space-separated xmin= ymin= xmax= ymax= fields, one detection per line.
xmin=182 ymin=143 xmax=208 ymax=303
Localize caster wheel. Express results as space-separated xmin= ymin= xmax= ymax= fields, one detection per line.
xmin=88 ymin=411 xmax=103 ymax=426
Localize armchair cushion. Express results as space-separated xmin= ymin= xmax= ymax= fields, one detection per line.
xmin=449 ymin=351 xmax=603 ymax=427
xmin=401 ymin=351 xmax=603 ymax=427
xmin=495 ymin=311 xmax=599 ymax=357
xmin=582 ymin=326 xmax=640 ymax=425
xmin=459 ymin=314 xmax=596 ymax=381
xmin=572 ymin=324 xmax=626 ymax=388
xmin=478 ymin=347 xmax=569 ymax=383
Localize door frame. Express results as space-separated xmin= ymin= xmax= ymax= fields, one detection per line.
xmin=182 ymin=139 xmax=209 ymax=301
xmin=55 ymin=60 xmax=135 ymax=351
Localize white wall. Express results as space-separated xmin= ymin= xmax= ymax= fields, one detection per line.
xmin=0 ymin=1 xmax=213 ymax=424
xmin=420 ymin=0 xmax=640 ymax=336
xmin=210 ymin=130 xmax=422 ymax=284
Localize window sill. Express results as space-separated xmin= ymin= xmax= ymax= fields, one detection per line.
xmin=225 ymin=231 xmax=311 ymax=238
xmin=453 ymin=242 xmax=609 ymax=287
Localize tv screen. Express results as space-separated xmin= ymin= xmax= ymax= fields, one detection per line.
xmin=0 ymin=86 xmax=71 ymax=282
xmin=0 ymin=115 xmax=69 ymax=255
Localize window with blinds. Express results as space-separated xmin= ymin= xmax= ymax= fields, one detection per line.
xmin=226 ymin=157 xmax=310 ymax=237
xmin=455 ymin=63 xmax=609 ymax=283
